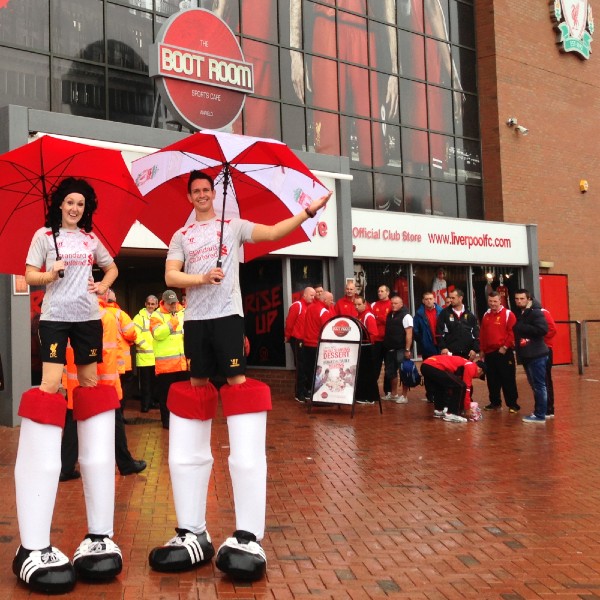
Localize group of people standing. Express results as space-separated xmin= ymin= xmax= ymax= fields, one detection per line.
xmin=13 ymin=171 xmax=331 ymax=593
xmin=288 ymin=280 xmax=556 ymax=426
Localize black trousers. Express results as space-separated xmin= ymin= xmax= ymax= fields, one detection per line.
xmin=289 ymin=337 xmax=304 ymax=399
xmin=485 ymin=349 xmax=519 ymax=408
xmin=546 ymin=347 xmax=554 ymax=413
xmin=156 ymin=371 xmax=190 ymax=428
xmin=372 ymin=342 xmax=390 ymax=394
xmin=138 ymin=365 xmax=156 ymax=411
xmin=421 ymin=363 xmax=466 ymax=415
xmin=302 ymin=345 xmax=318 ymax=399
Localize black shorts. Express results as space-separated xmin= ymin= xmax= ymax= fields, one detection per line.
xmin=38 ymin=320 xmax=103 ymax=365
xmin=184 ymin=315 xmax=246 ymax=379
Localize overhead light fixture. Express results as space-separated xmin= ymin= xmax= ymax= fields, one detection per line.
xmin=506 ymin=117 xmax=529 ymax=135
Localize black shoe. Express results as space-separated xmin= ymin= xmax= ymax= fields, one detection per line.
xmin=215 ymin=530 xmax=267 ymax=582
xmin=73 ymin=534 xmax=122 ymax=581
xmin=59 ymin=469 xmax=81 ymax=482
xmin=484 ymin=403 xmax=501 ymax=411
xmin=356 ymin=399 xmax=375 ymax=404
xmin=13 ymin=545 xmax=76 ymax=594
xmin=149 ymin=529 xmax=215 ymax=572
xmin=119 ymin=460 xmax=147 ymax=476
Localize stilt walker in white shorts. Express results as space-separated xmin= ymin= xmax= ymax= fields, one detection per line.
xmin=148 ymin=170 xmax=331 ymax=581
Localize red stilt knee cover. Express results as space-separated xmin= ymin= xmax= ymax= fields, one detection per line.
xmin=73 ymin=385 xmax=120 ymax=421
xmin=167 ymin=380 xmax=219 ymax=421
xmin=18 ymin=388 xmax=67 ymax=428
xmin=220 ymin=377 xmax=272 ymax=417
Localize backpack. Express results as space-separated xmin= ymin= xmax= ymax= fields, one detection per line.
xmin=400 ymin=358 xmax=422 ymax=388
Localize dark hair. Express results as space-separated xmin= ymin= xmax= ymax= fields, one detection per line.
xmin=452 ymin=288 xmax=465 ymax=298
xmin=45 ymin=177 xmax=97 ymax=233
xmin=515 ymin=288 xmax=531 ymax=299
xmin=487 ymin=291 xmax=500 ymax=298
xmin=188 ymin=170 xmax=214 ymax=193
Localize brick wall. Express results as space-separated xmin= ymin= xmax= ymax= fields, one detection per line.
xmin=476 ymin=0 xmax=600 ymax=356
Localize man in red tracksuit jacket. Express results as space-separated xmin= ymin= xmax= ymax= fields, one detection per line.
xmin=285 ymin=287 xmax=315 ymax=400
xmin=421 ymin=354 xmax=486 ymax=422
xmin=479 ymin=291 xmax=520 ymax=412
xmin=301 ymin=292 xmax=334 ymax=401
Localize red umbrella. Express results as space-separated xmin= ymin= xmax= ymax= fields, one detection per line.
xmin=131 ymin=130 xmax=329 ymax=262
xmin=0 ymin=135 xmax=147 ymax=274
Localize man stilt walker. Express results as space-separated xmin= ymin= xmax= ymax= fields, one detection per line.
xmin=148 ymin=170 xmax=330 ymax=581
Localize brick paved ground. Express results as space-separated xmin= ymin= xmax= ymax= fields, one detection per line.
xmin=1 ymin=365 xmax=600 ymax=599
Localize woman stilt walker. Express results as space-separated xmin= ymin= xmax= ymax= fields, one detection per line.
xmin=13 ymin=177 xmax=122 ymax=593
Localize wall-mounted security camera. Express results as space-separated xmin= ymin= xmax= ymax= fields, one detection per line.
xmin=506 ymin=117 xmax=529 ymax=135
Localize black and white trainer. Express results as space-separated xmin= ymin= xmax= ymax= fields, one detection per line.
xmin=215 ymin=530 xmax=267 ymax=582
xmin=149 ymin=529 xmax=215 ymax=572
xmin=12 ymin=545 xmax=76 ymax=594
xmin=73 ymin=534 xmax=123 ymax=581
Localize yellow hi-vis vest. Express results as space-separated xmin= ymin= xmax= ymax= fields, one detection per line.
xmin=150 ymin=302 xmax=187 ymax=375
xmin=133 ymin=307 xmax=156 ymax=367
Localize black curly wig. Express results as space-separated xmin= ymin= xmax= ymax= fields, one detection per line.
xmin=45 ymin=177 xmax=97 ymax=232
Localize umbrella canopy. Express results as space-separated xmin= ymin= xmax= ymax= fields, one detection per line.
xmin=131 ymin=130 xmax=329 ymax=262
xmin=0 ymin=135 xmax=147 ymax=275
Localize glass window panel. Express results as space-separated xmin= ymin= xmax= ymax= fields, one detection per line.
xmin=370 ymin=71 xmax=398 ymax=123
xmin=453 ymin=93 xmax=479 ymax=138
xmin=429 ymin=133 xmax=454 ymax=179
xmin=413 ymin=264 xmax=468 ymax=310
xmin=399 ymin=79 xmax=426 ymax=127
xmin=51 ymin=0 xmax=103 ymax=59
xmin=210 ymin=0 xmax=239 ymax=32
xmin=450 ymin=0 xmax=475 ymax=47
xmin=349 ymin=169 xmax=373 ymax=209
xmin=106 ymin=4 xmax=153 ymax=72
xmin=308 ymin=109 xmax=340 ymax=155
xmin=367 ymin=0 xmax=396 ymax=23
xmin=120 ymin=0 xmax=153 ymax=9
xmin=457 ymin=185 xmax=483 ymax=220
xmin=472 ymin=265 xmax=519 ymax=319
xmin=373 ymin=173 xmax=403 ymax=212
xmin=425 ymin=0 xmax=450 ymax=39
xmin=290 ymin=258 xmax=324 ymax=299
xmin=52 ymin=58 xmax=105 ymax=119
xmin=369 ymin=21 xmax=397 ymax=74
xmin=278 ymin=0 xmax=292 ymax=46
xmin=155 ymin=0 xmax=180 ymax=17
xmin=431 ymin=180 xmax=457 ymax=216
xmin=453 ymin=138 xmax=481 ymax=182
xmin=243 ymin=97 xmax=282 ymax=139
xmin=282 ymin=104 xmax=307 ymax=151
xmin=425 ymin=38 xmax=452 ymax=87
xmin=337 ymin=11 xmax=368 ymax=66
xmin=0 ymin=48 xmax=49 ymax=110
xmin=0 ymin=0 xmax=49 ymax=51
xmin=427 ymin=85 xmax=453 ymax=134
xmin=309 ymin=56 xmax=338 ymax=110
xmin=398 ymin=30 xmax=425 ymax=80
xmin=398 ymin=0 xmax=424 ymax=33
xmin=108 ymin=68 xmax=154 ymax=125
xmin=452 ymin=45 xmax=476 ymax=94
xmin=280 ymin=49 xmax=303 ymax=103
xmin=401 ymin=128 xmax=429 ymax=176
xmin=310 ymin=2 xmax=337 ymax=59
xmin=403 ymin=176 xmax=431 ymax=214
xmin=339 ymin=116 xmax=371 ymax=166
xmin=242 ymin=40 xmax=279 ymax=98
xmin=338 ymin=0 xmax=366 ymax=12
xmin=340 ymin=65 xmax=369 ymax=117
xmin=377 ymin=123 xmax=401 ymax=170
xmin=242 ymin=0 xmax=277 ymax=42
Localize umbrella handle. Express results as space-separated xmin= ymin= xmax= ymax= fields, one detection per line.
xmin=53 ymin=231 xmax=65 ymax=279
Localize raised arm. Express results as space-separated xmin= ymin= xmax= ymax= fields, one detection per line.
xmin=251 ymin=191 xmax=332 ymax=243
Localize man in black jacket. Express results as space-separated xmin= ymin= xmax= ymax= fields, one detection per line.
xmin=436 ymin=289 xmax=480 ymax=360
xmin=513 ymin=289 xmax=549 ymax=423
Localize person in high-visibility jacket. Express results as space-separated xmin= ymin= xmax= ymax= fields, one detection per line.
xmin=133 ymin=295 xmax=158 ymax=412
xmin=150 ymin=289 xmax=189 ymax=429
xmin=105 ymin=290 xmax=136 ymax=405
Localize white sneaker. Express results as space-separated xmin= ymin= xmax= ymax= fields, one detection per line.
xmin=433 ymin=408 xmax=447 ymax=419
xmin=380 ymin=392 xmax=392 ymax=401
xmin=443 ymin=413 xmax=468 ymax=423
xmin=394 ymin=395 xmax=408 ymax=404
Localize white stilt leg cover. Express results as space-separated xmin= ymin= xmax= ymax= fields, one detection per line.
xmin=169 ymin=413 xmax=214 ymax=534
xmin=15 ymin=418 xmax=62 ymax=550
xmin=227 ymin=411 xmax=268 ymax=540
xmin=77 ymin=410 xmax=115 ymax=536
